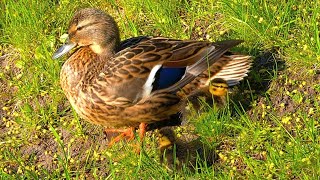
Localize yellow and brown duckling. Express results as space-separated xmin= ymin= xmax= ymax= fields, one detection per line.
xmin=208 ymin=78 xmax=229 ymax=101
xmin=181 ymin=78 xmax=229 ymax=122
xmin=53 ymin=8 xmax=251 ymax=145
xmin=158 ymin=127 xmax=216 ymax=170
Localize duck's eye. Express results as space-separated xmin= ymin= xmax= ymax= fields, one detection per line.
xmin=76 ymin=26 xmax=84 ymax=31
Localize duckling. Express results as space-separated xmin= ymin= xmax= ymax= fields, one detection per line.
xmin=180 ymin=78 xmax=229 ymax=122
xmin=158 ymin=127 xmax=216 ymax=170
xmin=208 ymin=78 xmax=229 ymax=105
xmin=53 ymin=8 xmax=251 ymax=145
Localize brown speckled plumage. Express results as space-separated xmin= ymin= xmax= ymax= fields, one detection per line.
xmin=53 ymin=8 xmax=251 ymax=131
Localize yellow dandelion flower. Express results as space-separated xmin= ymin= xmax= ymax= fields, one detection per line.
xmin=308 ymin=108 xmax=314 ymax=115
xmin=303 ymin=45 xmax=308 ymax=51
xmin=17 ymin=167 xmax=23 ymax=174
xmin=282 ymin=116 xmax=291 ymax=124
xmin=269 ymin=162 xmax=275 ymax=169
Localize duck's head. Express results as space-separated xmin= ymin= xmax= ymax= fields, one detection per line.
xmin=209 ymin=78 xmax=228 ymax=97
xmin=158 ymin=128 xmax=176 ymax=149
xmin=53 ymin=8 xmax=120 ymax=59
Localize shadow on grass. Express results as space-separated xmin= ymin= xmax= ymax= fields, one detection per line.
xmin=230 ymin=48 xmax=287 ymax=114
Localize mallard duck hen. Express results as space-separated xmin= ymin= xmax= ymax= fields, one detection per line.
xmin=53 ymin=8 xmax=251 ymax=145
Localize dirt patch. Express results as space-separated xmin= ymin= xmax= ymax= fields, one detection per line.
xmin=0 ymin=45 xmax=20 ymax=139
xmin=249 ymin=65 xmax=320 ymax=119
xmin=242 ymin=54 xmax=320 ymax=141
xmin=17 ymin=124 xmax=111 ymax=176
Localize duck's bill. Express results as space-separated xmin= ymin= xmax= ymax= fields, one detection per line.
xmin=52 ymin=42 xmax=76 ymax=59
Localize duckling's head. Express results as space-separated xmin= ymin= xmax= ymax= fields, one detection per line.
xmin=53 ymin=8 xmax=120 ymax=59
xmin=158 ymin=128 xmax=177 ymax=149
xmin=209 ymin=78 xmax=228 ymax=97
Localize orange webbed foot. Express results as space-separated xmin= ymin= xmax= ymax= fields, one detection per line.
xmin=106 ymin=123 xmax=148 ymax=148
xmin=106 ymin=127 xmax=135 ymax=147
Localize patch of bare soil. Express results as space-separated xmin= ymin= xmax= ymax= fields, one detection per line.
xmin=18 ymin=125 xmax=111 ymax=177
xmin=240 ymin=50 xmax=320 ymax=135
xmin=249 ymin=65 xmax=320 ymax=119
xmin=0 ymin=46 xmax=20 ymax=139
xmin=272 ymin=66 xmax=319 ymax=113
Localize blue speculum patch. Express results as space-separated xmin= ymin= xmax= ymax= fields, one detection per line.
xmin=154 ymin=67 xmax=186 ymax=90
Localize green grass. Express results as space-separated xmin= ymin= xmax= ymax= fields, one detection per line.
xmin=0 ymin=0 xmax=319 ymax=179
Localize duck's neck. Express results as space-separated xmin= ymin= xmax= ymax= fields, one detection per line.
xmin=90 ymin=42 xmax=118 ymax=57
xmin=61 ymin=47 xmax=108 ymax=89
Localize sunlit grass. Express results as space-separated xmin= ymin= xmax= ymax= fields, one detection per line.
xmin=0 ymin=0 xmax=319 ymax=179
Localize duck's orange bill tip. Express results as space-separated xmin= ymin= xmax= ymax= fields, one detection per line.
xmin=52 ymin=42 xmax=76 ymax=59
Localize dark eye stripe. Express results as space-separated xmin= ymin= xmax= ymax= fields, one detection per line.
xmin=77 ymin=22 xmax=101 ymax=31
xmin=77 ymin=26 xmax=84 ymax=31
xmin=212 ymin=84 xmax=228 ymax=88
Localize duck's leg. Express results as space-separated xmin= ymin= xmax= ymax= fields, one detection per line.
xmin=106 ymin=127 xmax=135 ymax=147
xmin=106 ymin=123 xmax=147 ymax=148
xmin=138 ymin=123 xmax=147 ymax=141
xmin=131 ymin=123 xmax=148 ymax=153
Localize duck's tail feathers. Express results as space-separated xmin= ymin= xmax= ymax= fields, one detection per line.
xmin=157 ymin=40 xmax=244 ymax=94
xmin=206 ymin=55 xmax=252 ymax=87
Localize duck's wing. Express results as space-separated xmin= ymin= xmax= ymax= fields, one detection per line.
xmin=154 ymin=40 xmax=244 ymax=94
xmin=179 ymin=54 xmax=251 ymax=96
xmin=118 ymin=36 xmax=151 ymax=50
xmin=100 ymin=38 xmax=243 ymax=101
xmin=206 ymin=54 xmax=251 ymax=86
